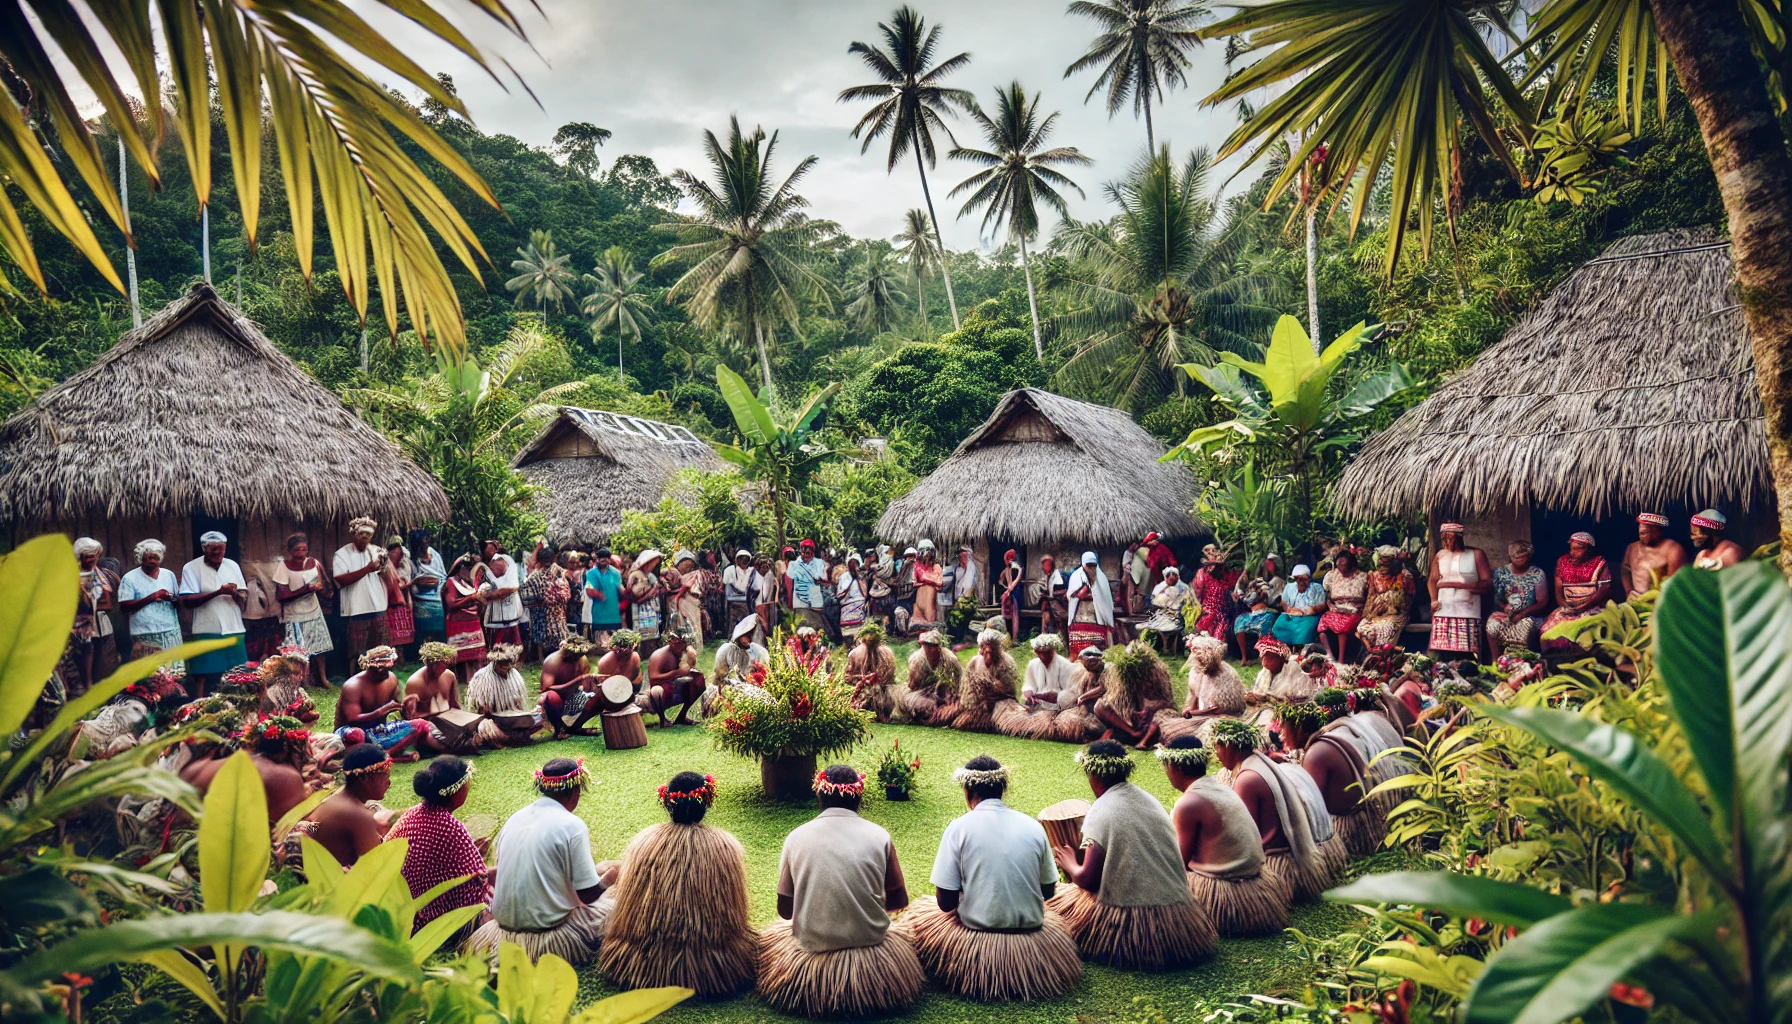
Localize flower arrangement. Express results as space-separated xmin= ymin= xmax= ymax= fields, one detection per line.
xmin=244 ymin=715 xmax=309 ymax=747
xmin=220 ymin=662 xmax=262 ymax=696
xmin=874 ymin=738 xmax=921 ymax=792
xmin=1311 ymin=687 xmax=1352 ymax=720
xmin=709 ymin=629 xmax=871 ymax=762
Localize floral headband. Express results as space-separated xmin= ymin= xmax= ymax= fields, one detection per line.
xmin=359 ymin=645 xmax=400 ymax=669
xmin=245 ymin=716 xmax=309 ymax=746
xmin=1210 ymin=718 xmax=1264 ymax=751
xmin=952 ymin=763 xmax=1010 ymax=787
xmin=535 ymin=758 xmax=590 ymax=793
xmin=342 ymin=754 xmax=393 ymax=779
xmin=1074 ymin=747 xmax=1136 ymax=781
xmin=813 ymin=770 xmax=867 ymax=798
xmin=1154 ymin=744 xmax=1210 ymax=771
xmin=222 ymin=663 xmax=262 ymax=689
xmin=659 ymin=774 xmax=718 ymax=811
xmin=434 ymin=761 xmax=476 ymax=798
xmin=609 ymin=629 xmax=642 ymax=650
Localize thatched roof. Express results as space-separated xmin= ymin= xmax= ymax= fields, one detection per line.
xmin=1333 ymin=228 xmax=1766 ymax=520
xmin=875 ymin=387 xmax=1208 ymax=545
xmin=0 ymin=282 xmax=447 ymax=528
xmin=512 ymin=407 xmax=725 ymax=546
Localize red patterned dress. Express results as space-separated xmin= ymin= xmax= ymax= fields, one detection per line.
xmin=387 ymin=802 xmax=490 ymax=929
xmin=1540 ymin=554 xmax=1610 ymax=653
xmin=1191 ymin=565 xmax=1240 ymax=640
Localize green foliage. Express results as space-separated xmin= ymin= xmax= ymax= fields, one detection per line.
xmin=612 ymin=470 xmax=760 ymax=556
xmin=873 ymin=737 xmax=922 ymax=790
xmin=707 ymin=631 xmax=872 ymax=762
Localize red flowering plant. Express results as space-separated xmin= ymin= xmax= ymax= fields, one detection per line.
xmin=873 ymin=738 xmax=920 ymax=791
xmin=708 ymin=628 xmax=870 ymax=763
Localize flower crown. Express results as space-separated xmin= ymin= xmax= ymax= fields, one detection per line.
xmin=222 ymin=663 xmax=262 ymax=689
xmin=813 ymin=770 xmax=867 ymax=797
xmin=359 ymin=645 xmax=400 ymax=669
xmin=952 ymin=763 xmax=1010 ymax=787
xmin=1074 ymin=746 xmax=1136 ymax=781
xmin=1210 ymin=718 xmax=1264 ymax=751
xmin=658 ymin=773 xmax=718 ymax=811
xmin=535 ymin=757 xmax=590 ymax=793
xmin=245 ymin=715 xmax=309 ymax=746
xmin=1273 ymin=700 xmax=1331 ymax=733
xmin=1154 ymin=743 xmax=1210 ymax=771
xmin=1347 ymin=687 xmax=1382 ymax=712
xmin=433 ymin=761 xmax=476 ymax=798
xmin=342 ymin=754 xmax=393 ymax=778
xmin=609 ymin=629 xmax=642 ymax=650
xmin=418 ymin=641 xmax=459 ymax=665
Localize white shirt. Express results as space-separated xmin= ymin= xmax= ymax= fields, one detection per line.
xmin=789 ymin=557 xmax=830 ymax=609
xmin=930 ymin=798 xmax=1058 ymax=931
xmin=179 ymin=556 xmax=246 ymax=635
xmin=946 ymin=558 xmax=980 ymax=606
xmin=332 ymin=543 xmax=388 ymax=617
xmin=118 ymin=566 xmax=180 ymax=636
xmin=722 ymin=564 xmax=759 ymax=603
xmin=489 ymin=797 xmax=602 ymax=931
xmin=1023 ymin=653 xmax=1079 ymax=709
xmin=482 ymin=559 xmax=523 ymax=625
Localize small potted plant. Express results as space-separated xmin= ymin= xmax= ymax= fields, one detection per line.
xmin=875 ymin=738 xmax=920 ymax=801
xmin=708 ymin=629 xmax=872 ymax=800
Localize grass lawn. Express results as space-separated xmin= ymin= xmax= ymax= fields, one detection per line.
xmin=307 ymin=640 xmax=1381 ymax=1023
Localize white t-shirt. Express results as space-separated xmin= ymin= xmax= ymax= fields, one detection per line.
xmin=482 ymin=560 xmax=523 ymax=625
xmin=332 ymin=543 xmax=388 ymax=617
xmin=490 ymin=797 xmax=602 ymax=931
xmin=118 ymin=566 xmax=180 ymax=636
xmin=179 ymin=557 xmax=247 ymax=635
xmin=930 ymin=798 xmax=1058 ymax=931
xmin=1023 ymin=654 xmax=1079 ymax=708
xmin=270 ymin=559 xmax=325 ymax=622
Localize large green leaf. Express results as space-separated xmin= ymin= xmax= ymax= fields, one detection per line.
xmin=1654 ymin=566 xmax=1741 ymax=826
xmin=0 ymin=534 xmax=80 ymax=737
xmin=135 ymin=949 xmax=224 ymax=1020
xmin=716 ymin=364 xmax=775 ymax=445
xmin=198 ymin=752 xmax=272 ymax=916
xmin=1463 ymin=903 xmax=1716 ymax=1024
xmin=1334 ymin=362 xmax=1416 ymax=420
xmin=1326 ymin=870 xmax=1572 ymax=927
xmin=572 ymin=987 xmax=695 ymax=1024
xmin=1482 ymin=705 xmax=1730 ymax=886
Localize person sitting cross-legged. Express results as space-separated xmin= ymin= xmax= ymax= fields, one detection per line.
xmin=598 ymin=772 xmax=758 ymax=999
xmin=333 ymin=646 xmax=431 ymax=761
xmin=467 ymin=644 xmax=540 ymax=748
xmin=757 ymin=764 xmax=925 ymax=1019
xmin=903 ymin=756 xmax=1083 ymax=1002
xmin=466 ymin=757 xmax=618 ymax=965
xmin=1213 ymin=719 xmax=1333 ymax=903
xmin=386 ymin=757 xmax=491 ymax=940
xmin=538 ymin=634 xmax=602 ymax=739
xmin=642 ymin=628 xmax=703 ymax=727
xmin=1156 ymin=737 xmax=1288 ymax=937
xmin=897 ymin=629 xmax=962 ymax=725
xmin=296 ymin=743 xmax=395 ymax=869
xmin=1048 ymin=741 xmax=1216 ymax=971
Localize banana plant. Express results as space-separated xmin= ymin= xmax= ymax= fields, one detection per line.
xmin=714 ymin=363 xmax=842 ymax=553
xmin=1331 ymin=559 xmax=1792 ymax=1023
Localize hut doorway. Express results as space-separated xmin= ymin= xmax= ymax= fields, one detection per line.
xmin=191 ymin=514 xmax=242 ymax=562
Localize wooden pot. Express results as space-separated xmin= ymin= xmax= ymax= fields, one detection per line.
xmin=760 ymin=753 xmax=818 ymax=801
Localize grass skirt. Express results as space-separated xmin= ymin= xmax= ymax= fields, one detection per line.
xmin=597 ymin=822 xmax=759 ymax=999
xmin=1186 ymin=869 xmax=1289 ymax=938
xmin=902 ymin=896 xmax=1082 ymax=1002
xmin=1333 ymin=801 xmax=1386 ymax=858
xmin=756 ymin=919 xmax=924 ymax=1019
xmin=1044 ymin=886 xmax=1215 ymax=972
xmin=466 ymin=896 xmax=612 ymax=965
xmin=1319 ymin=831 xmax=1351 ymax=882
xmin=948 ymin=703 xmax=997 ymax=733
xmin=1263 ymin=848 xmax=1333 ymax=904
xmin=897 ymin=688 xmax=959 ymax=726
xmin=992 ymin=700 xmax=1102 ymax=743
xmin=853 ymin=684 xmax=897 ymax=723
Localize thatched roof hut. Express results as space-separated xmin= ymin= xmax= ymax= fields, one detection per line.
xmin=512 ymin=407 xmax=725 ymax=548
xmin=876 ymin=388 xmax=1207 ymax=591
xmin=0 ymin=282 xmax=447 ymax=565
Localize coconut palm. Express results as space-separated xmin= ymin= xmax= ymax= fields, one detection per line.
xmin=0 ymin=0 xmax=528 ymax=355
xmin=840 ymin=5 xmax=974 ymax=330
xmin=505 ymin=229 xmax=578 ymax=312
xmin=845 ymin=245 xmax=911 ymax=335
xmin=892 ymin=207 xmax=945 ymax=324
xmin=1057 ymin=145 xmax=1285 ymax=411
xmin=1063 ymin=0 xmax=1211 ymax=150
xmin=950 ymin=82 xmax=1092 ymax=360
xmin=582 ymin=245 xmax=655 ymax=377
xmin=655 ymin=117 xmax=835 ymax=392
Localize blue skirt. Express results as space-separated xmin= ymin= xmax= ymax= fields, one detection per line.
xmin=188 ymin=632 xmax=247 ymax=674
xmin=1272 ymin=613 xmax=1321 ymax=647
xmin=1233 ymin=609 xmax=1279 ymax=635
xmin=414 ymin=596 xmax=445 ymax=636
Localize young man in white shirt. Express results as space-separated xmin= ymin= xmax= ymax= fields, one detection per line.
xmin=179 ymin=530 xmax=247 ymax=694
xmin=788 ymin=539 xmax=831 ymax=636
xmin=332 ymin=516 xmax=390 ymax=671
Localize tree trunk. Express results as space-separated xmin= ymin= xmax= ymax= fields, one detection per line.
xmin=1652 ymin=0 xmax=1792 ymax=578
xmin=1019 ymin=234 xmax=1043 ymax=360
xmin=915 ymin=150 xmax=962 ymax=331
xmin=1305 ymin=204 xmax=1321 ymax=352
xmin=753 ymin=322 xmax=774 ymax=391
xmin=201 ymin=203 xmax=211 ymax=284
xmin=1144 ymin=86 xmax=1155 ymax=153
xmin=119 ymin=136 xmax=140 ymax=328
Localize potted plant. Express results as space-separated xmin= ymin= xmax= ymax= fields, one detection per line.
xmin=875 ymin=738 xmax=920 ymax=801
xmin=708 ymin=629 xmax=872 ymax=800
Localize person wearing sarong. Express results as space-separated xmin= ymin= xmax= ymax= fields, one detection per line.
xmin=1541 ymin=533 xmax=1613 ymax=653
xmin=1037 ymin=554 xmax=1069 ymax=636
xmin=994 ymin=634 xmax=1097 ymax=742
xmin=1151 ymin=634 xmax=1246 ymax=746
xmin=759 ymin=765 xmax=923 ymax=1017
xmin=1213 ymin=720 xmax=1332 ymax=903
xmin=600 ymin=772 xmax=758 ymax=998
xmin=1690 ymin=508 xmax=1746 ymax=569
xmin=521 ymin=555 xmax=570 ymax=658
xmin=69 ymin=538 xmax=114 ymax=696
xmin=1143 ymin=566 xmax=1192 ymax=650
xmin=1065 ymin=552 xmax=1115 ymax=656
xmin=951 ymin=629 xmax=1017 ymax=732
xmin=623 ymin=549 xmax=666 ymax=650
xmin=910 ymin=540 xmax=945 ymax=629
xmin=898 ymin=630 xmax=963 ymax=725
xmin=706 ymin=615 xmax=771 ymax=713
xmin=669 ymin=550 xmax=707 ymax=651
xmin=442 ymin=556 xmax=488 ymax=669
xmin=468 ymin=644 xmax=539 ymax=747
xmin=1487 ymin=542 xmax=1550 ymax=656
xmin=846 ymin=622 xmax=898 ymax=722
xmin=1356 ymin=547 xmax=1415 ymax=653
xmin=179 ymin=531 xmax=250 ymax=694
xmin=835 ymin=552 xmax=870 ymax=634
xmin=468 ymin=758 xmax=617 ymax=965
xmin=1279 ymin=702 xmax=1383 ymax=862
xmin=382 ymin=539 xmax=416 ymax=653
xmin=1270 ymin=565 xmax=1326 ymax=649
xmin=410 ymin=538 xmax=447 ymax=644
xmin=273 ymin=534 xmax=334 ymax=689
xmin=118 ymin=539 xmax=185 ymax=677
xmin=1157 ymin=738 xmax=1286 ymax=937
xmin=1190 ymin=546 xmax=1239 ymax=645
xmin=997 ymin=550 xmax=1024 ymax=639
xmin=479 ymin=553 xmax=524 ymax=652
xmin=1428 ymin=523 xmax=1492 ymax=660
xmin=1243 ymin=637 xmax=1316 ymax=731
xmin=332 ymin=646 xmax=435 ymax=759
xmin=1049 ymin=742 xmax=1215 ymax=970
xmin=333 ymin=518 xmax=391 ymax=671
xmin=722 ymin=550 xmax=758 ymax=639
xmin=904 ymin=756 xmax=1083 ymax=1002
xmin=388 ymin=757 xmax=490 ymax=936
xmin=1318 ymin=548 xmax=1367 ymax=663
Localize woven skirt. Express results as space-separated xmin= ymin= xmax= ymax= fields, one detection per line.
xmin=284 ymin=616 xmax=334 ymax=656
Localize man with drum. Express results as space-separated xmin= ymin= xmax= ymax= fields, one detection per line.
xmin=644 ymin=627 xmax=703 ymax=727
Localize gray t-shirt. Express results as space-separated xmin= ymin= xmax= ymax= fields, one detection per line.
xmin=778 ymin=808 xmax=903 ymax=952
xmin=1082 ymin=781 xmax=1195 ymax=908
xmin=930 ymin=799 xmax=1058 ymax=931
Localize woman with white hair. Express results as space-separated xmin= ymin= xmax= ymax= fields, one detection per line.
xmin=70 ymin=538 xmax=115 ymax=695
xmin=1142 ymin=565 xmax=1192 ymax=649
xmin=116 ymin=539 xmax=184 ymax=676
xmin=994 ymin=634 xmax=1101 ymax=742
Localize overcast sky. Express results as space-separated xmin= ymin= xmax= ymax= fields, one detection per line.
xmin=357 ymin=0 xmax=1256 ymax=251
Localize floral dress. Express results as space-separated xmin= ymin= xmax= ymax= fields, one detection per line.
xmin=1487 ymin=564 xmax=1548 ymax=654
xmin=1319 ymin=569 xmax=1368 ymax=636
xmin=522 ymin=567 xmax=570 ymax=652
xmin=1356 ymin=569 xmax=1415 ymax=650
xmin=1192 ymin=565 xmax=1239 ymax=639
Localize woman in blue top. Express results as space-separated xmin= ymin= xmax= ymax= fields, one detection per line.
xmin=1271 ymin=565 xmax=1327 ymax=648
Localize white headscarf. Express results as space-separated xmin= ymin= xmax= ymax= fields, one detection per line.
xmin=1066 ymin=551 xmax=1114 ymax=627
xmin=732 ymin=613 xmax=759 ymax=641
xmin=633 ymin=548 xmax=663 ymax=571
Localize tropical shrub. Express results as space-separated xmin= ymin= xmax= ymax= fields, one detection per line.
xmin=707 ymin=631 xmax=871 ymax=762
xmin=611 ymin=469 xmax=760 ymax=556
xmin=873 ymin=738 xmax=921 ymax=792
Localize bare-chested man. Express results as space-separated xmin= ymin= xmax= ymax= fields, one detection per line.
xmin=1691 ymin=509 xmax=1746 ymax=570
xmin=180 ymin=741 xmax=309 ymax=824
xmin=406 ymin=641 xmax=474 ymax=753
xmin=1620 ymin=512 xmax=1688 ymax=596
xmin=301 ymin=743 xmax=395 ymax=868
xmin=333 ymin=645 xmax=428 ymax=761
xmin=1159 ymin=734 xmax=1284 ymax=937
xmin=595 ymin=630 xmax=643 ymax=692
xmin=644 ymin=628 xmax=702 ymax=727
xmin=540 ymin=634 xmax=601 ymax=739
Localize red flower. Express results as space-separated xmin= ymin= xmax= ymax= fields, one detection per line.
xmin=791 ymin=693 xmax=813 ymax=719
xmin=1610 ymin=983 xmax=1653 ymax=1009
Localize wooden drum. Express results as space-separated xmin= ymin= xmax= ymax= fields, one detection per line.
xmin=600 ymin=707 xmax=649 ymax=750
xmin=1038 ymin=798 xmax=1091 ymax=850
xmin=596 ymin=674 xmax=638 ymax=713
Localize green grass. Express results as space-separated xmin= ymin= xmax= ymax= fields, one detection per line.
xmin=302 ymin=641 xmax=1379 ymax=1023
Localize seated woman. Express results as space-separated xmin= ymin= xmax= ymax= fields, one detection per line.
xmin=386 ymin=757 xmax=491 ymax=938
xmin=1048 ymin=742 xmax=1215 ymax=971
xmin=598 ymin=772 xmax=758 ymax=999
xmin=1090 ymin=641 xmax=1175 ymax=748
xmin=1271 ymin=565 xmax=1326 ymax=648
xmin=845 ymin=623 xmax=898 ymax=722
xmin=1243 ymin=638 xmax=1316 ymax=731
xmin=1231 ymin=556 xmax=1285 ymax=663
xmin=1487 ymin=541 xmax=1550 ymax=657
xmin=257 ymin=647 xmax=318 ymax=723
xmin=994 ymin=634 xmax=1097 ymax=742
xmin=1141 ymin=566 xmax=1192 ymax=650
xmin=467 ymin=644 xmax=540 ymax=748
xmin=1150 ymin=634 xmax=1246 ymax=746
xmin=758 ymin=765 xmax=924 ymax=1019
xmin=949 ymin=629 xmax=1017 ymax=733
xmin=905 ymin=756 xmax=1083 ymax=1002
xmin=898 ymin=630 xmax=962 ymax=725
xmin=1356 ymin=548 xmax=1415 ymax=655
xmin=1157 ymin=737 xmax=1287 ymax=937
xmin=1540 ymin=533 xmax=1612 ymax=654
xmin=1317 ymin=548 xmax=1367 ymax=663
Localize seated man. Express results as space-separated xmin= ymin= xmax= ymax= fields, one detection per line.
xmin=707 ymin=615 xmax=770 ymax=712
xmin=298 ymin=742 xmax=395 ymax=869
xmin=1152 ymin=635 xmax=1246 ymax=748
xmin=758 ymin=765 xmax=924 ymax=1019
xmin=1157 ymin=736 xmax=1286 ymax=937
xmin=1214 ymin=719 xmax=1332 ymax=903
xmin=405 ymin=641 xmax=477 ymax=755
xmin=995 ymin=634 xmax=1099 ymax=742
xmin=643 ymin=628 xmax=703 ymax=727
xmin=468 ymin=757 xmax=618 ymax=965
xmin=845 ymin=624 xmax=898 ymax=723
xmin=904 ymin=755 xmax=1083 ymax=1002
xmin=181 ymin=724 xmax=311 ymax=825
xmin=539 ymin=634 xmax=601 ymax=739
xmin=333 ymin=646 xmax=430 ymax=761
xmin=1320 ymin=687 xmax=1411 ymax=820
xmin=596 ymin=628 xmax=643 ymax=689
xmin=950 ymin=629 xmax=1017 ymax=733
xmin=897 ymin=630 xmax=961 ymax=725
xmin=1280 ymin=700 xmax=1381 ymax=862
xmin=1049 ymin=741 xmax=1215 ymax=971
xmin=467 ymin=644 xmax=540 ymax=748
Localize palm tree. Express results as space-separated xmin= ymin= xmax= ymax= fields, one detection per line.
xmin=1063 ymin=0 xmax=1210 ymax=150
xmin=553 ymin=122 xmax=613 ymax=178
xmin=0 ymin=0 xmax=528 ymax=356
xmin=950 ymin=82 xmax=1092 ymax=360
xmin=505 ymin=229 xmax=578 ymax=312
xmin=582 ymin=246 xmax=655 ymax=378
xmin=893 ymin=207 xmax=944 ymax=324
xmin=655 ymin=117 xmax=834 ymax=391
xmin=845 ymin=245 xmax=911 ymax=335
xmin=840 ymin=5 xmax=974 ymax=330
xmin=1056 ymin=146 xmax=1285 ymax=411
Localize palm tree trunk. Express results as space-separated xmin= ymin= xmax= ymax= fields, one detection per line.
xmin=201 ymin=204 xmax=211 ymax=284
xmin=753 ymin=322 xmax=774 ymax=391
xmin=914 ymin=150 xmax=962 ymax=331
xmin=1651 ymin=0 xmax=1792 ymax=576
xmin=118 ymin=135 xmax=140 ymax=328
xmin=917 ymin=280 xmax=927 ymax=326
xmin=1019 ymin=234 xmax=1043 ymax=360
xmin=1305 ymin=204 xmax=1322 ymax=352
xmin=1144 ymin=87 xmax=1155 ymax=153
